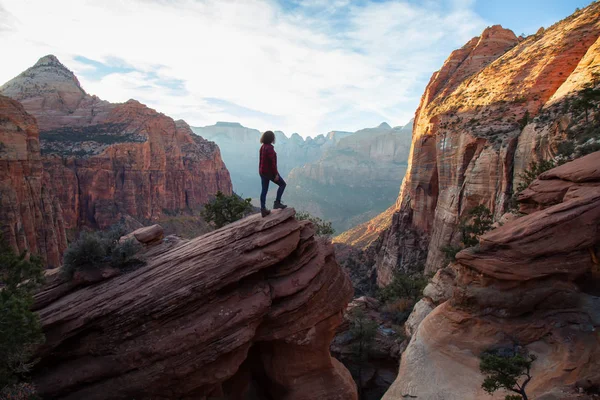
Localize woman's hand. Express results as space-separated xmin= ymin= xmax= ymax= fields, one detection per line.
xmin=274 ymin=174 xmax=280 ymax=182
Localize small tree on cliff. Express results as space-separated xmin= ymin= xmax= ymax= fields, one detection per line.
xmin=349 ymin=307 xmax=378 ymax=396
xmin=201 ymin=192 xmax=253 ymax=229
xmin=0 ymin=240 xmax=45 ymax=389
xmin=480 ymin=348 xmax=536 ymax=400
xmin=441 ymin=205 xmax=494 ymax=261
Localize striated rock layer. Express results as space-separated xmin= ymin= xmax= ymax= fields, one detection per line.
xmin=31 ymin=208 xmax=357 ymax=400
xmin=0 ymin=95 xmax=66 ymax=266
xmin=339 ymin=3 xmax=600 ymax=283
xmin=1 ymin=55 xmax=232 ymax=233
xmin=383 ymin=152 xmax=600 ymax=400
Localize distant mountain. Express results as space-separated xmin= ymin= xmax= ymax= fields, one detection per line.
xmin=285 ymin=120 xmax=413 ymax=232
xmin=0 ymin=55 xmax=231 ymax=261
xmin=191 ymin=122 xmax=352 ymax=199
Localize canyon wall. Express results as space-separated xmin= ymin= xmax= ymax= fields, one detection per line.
xmin=0 ymin=95 xmax=67 ymax=267
xmin=344 ymin=3 xmax=600 ymax=284
xmin=31 ymin=208 xmax=357 ymax=400
xmin=0 ymin=55 xmax=232 ymax=237
xmin=383 ymin=151 xmax=600 ymax=400
xmin=287 ymin=121 xmax=412 ymax=232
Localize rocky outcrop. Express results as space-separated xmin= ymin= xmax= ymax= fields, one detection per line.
xmin=518 ymin=151 xmax=600 ymax=214
xmin=0 ymin=95 xmax=66 ymax=267
xmin=191 ymin=122 xmax=349 ymax=199
xmin=31 ymin=208 xmax=357 ymax=400
xmin=356 ymin=3 xmax=600 ymax=284
xmin=1 ymin=56 xmax=232 ymax=233
xmin=287 ymin=121 xmax=413 ymax=232
xmin=382 ymin=154 xmax=600 ymax=399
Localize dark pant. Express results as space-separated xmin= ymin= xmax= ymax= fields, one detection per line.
xmin=260 ymin=174 xmax=286 ymax=209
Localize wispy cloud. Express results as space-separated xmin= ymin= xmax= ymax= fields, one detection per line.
xmin=0 ymin=0 xmax=488 ymax=136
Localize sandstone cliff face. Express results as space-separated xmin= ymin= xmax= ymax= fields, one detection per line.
xmin=1 ymin=56 xmax=232 ymax=232
xmin=287 ymin=122 xmax=413 ymax=232
xmin=382 ymin=152 xmax=600 ymax=400
xmin=0 ymin=95 xmax=66 ymax=267
xmin=31 ymin=208 xmax=357 ymax=400
xmin=353 ymin=4 xmax=600 ymax=284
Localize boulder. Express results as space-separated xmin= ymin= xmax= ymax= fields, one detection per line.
xmin=132 ymin=224 xmax=164 ymax=244
xmin=31 ymin=208 xmax=357 ymax=400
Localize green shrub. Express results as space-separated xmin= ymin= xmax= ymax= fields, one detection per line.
xmin=377 ymin=271 xmax=428 ymax=304
xmin=441 ymin=244 xmax=462 ymax=262
xmin=480 ymin=348 xmax=536 ymax=400
xmin=460 ymin=205 xmax=494 ymax=248
xmin=0 ymin=382 xmax=40 ymax=400
xmin=200 ymin=191 xmax=253 ymax=229
xmin=515 ymin=160 xmax=556 ymax=194
xmin=295 ymin=212 xmax=335 ymax=237
xmin=518 ymin=110 xmax=530 ymax=129
xmin=556 ymin=140 xmax=575 ymax=158
xmin=0 ymin=242 xmax=45 ymax=389
xmin=441 ymin=205 xmax=494 ymax=261
xmin=62 ymin=224 xmax=141 ymax=278
xmin=110 ymin=239 xmax=141 ymax=269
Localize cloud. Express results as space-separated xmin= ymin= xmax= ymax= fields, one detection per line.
xmin=0 ymin=0 xmax=488 ymax=136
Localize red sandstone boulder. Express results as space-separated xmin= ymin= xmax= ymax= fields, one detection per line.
xmin=131 ymin=224 xmax=164 ymax=244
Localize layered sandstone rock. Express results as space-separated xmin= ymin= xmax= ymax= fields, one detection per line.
xmin=345 ymin=3 xmax=600 ymax=284
xmin=0 ymin=95 xmax=66 ymax=266
xmin=1 ymin=56 xmax=232 ymax=232
xmin=382 ymin=155 xmax=600 ymax=400
xmin=31 ymin=208 xmax=357 ymax=400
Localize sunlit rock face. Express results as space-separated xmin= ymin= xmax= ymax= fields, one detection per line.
xmin=382 ymin=151 xmax=600 ymax=400
xmin=354 ymin=2 xmax=600 ymax=284
xmin=1 ymin=56 xmax=232 ymax=233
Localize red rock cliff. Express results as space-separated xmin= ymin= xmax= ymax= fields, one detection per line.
xmin=31 ymin=208 xmax=358 ymax=400
xmin=358 ymin=3 xmax=600 ymax=284
xmin=1 ymin=55 xmax=232 ymax=232
xmin=383 ymin=151 xmax=600 ymax=399
xmin=0 ymin=95 xmax=67 ymax=267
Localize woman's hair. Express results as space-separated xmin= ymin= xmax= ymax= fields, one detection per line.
xmin=260 ymin=130 xmax=276 ymax=144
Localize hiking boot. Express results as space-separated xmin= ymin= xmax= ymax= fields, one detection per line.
xmin=261 ymin=208 xmax=271 ymax=218
xmin=273 ymin=201 xmax=287 ymax=210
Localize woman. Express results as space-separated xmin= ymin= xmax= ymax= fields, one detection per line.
xmin=259 ymin=130 xmax=287 ymax=217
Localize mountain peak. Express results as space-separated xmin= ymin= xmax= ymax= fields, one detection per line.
xmin=378 ymin=122 xmax=391 ymax=129
xmin=34 ymin=54 xmax=64 ymax=68
xmin=215 ymin=121 xmax=243 ymax=128
xmin=0 ymin=53 xmax=86 ymax=104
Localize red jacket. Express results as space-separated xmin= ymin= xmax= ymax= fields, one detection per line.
xmin=259 ymin=143 xmax=278 ymax=177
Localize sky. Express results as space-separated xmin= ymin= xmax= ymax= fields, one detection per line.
xmin=0 ymin=0 xmax=592 ymax=138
